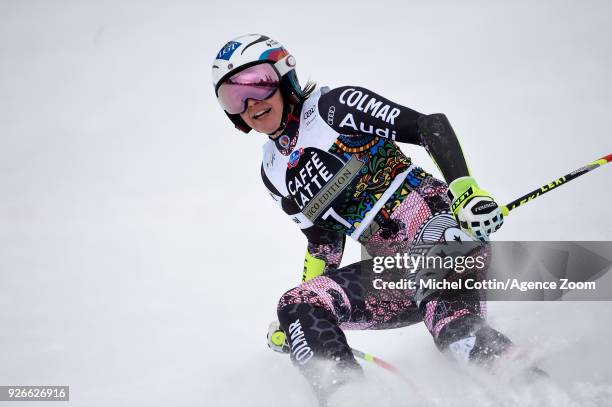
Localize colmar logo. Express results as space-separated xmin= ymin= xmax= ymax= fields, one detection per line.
xmin=338 ymin=88 xmax=401 ymax=124
xmin=288 ymin=319 xmax=314 ymax=365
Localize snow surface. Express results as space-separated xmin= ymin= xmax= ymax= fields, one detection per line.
xmin=1 ymin=1 xmax=611 ymax=406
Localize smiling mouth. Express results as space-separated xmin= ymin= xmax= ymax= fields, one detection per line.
xmin=252 ymin=107 xmax=272 ymax=120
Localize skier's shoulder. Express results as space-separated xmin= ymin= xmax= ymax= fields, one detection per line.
xmin=261 ymin=139 xmax=276 ymax=174
xmin=318 ymin=84 xmax=424 ymax=132
xmin=318 ymin=84 xmax=406 ymax=112
xmin=300 ymin=85 xmax=327 ymax=118
xmin=260 ymin=142 xmax=283 ymax=196
xmin=295 ymin=85 xmax=331 ymax=132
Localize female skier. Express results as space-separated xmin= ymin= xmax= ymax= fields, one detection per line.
xmin=212 ymin=34 xmax=512 ymax=404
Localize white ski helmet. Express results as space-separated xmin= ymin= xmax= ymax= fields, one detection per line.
xmin=212 ymin=34 xmax=304 ymax=133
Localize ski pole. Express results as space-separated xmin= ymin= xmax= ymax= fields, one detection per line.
xmin=270 ymin=327 xmax=417 ymax=387
xmin=351 ymin=347 xmax=418 ymax=391
xmin=502 ymin=153 xmax=612 ymax=215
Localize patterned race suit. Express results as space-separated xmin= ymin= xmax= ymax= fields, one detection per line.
xmin=262 ymin=87 xmax=512 ymax=402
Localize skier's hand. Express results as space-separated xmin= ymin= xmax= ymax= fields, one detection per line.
xmin=267 ymin=320 xmax=290 ymax=354
xmin=449 ymin=176 xmax=504 ymax=241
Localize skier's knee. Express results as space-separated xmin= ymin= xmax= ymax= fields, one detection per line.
xmin=276 ymin=276 xmax=351 ymax=323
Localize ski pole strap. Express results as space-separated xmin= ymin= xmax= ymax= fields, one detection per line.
xmin=502 ymin=154 xmax=612 ymax=215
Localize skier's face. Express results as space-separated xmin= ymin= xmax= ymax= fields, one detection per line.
xmin=239 ymin=89 xmax=284 ymax=136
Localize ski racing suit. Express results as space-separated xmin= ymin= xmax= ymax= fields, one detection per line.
xmin=261 ymin=86 xmax=512 ymax=401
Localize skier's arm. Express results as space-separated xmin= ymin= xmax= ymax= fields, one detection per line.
xmin=317 ymin=86 xmax=504 ymax=240
xmin=317 ymin=86 xmax=470 ymax=183
xmin=302 ymin=229 xmax=345 ymax=282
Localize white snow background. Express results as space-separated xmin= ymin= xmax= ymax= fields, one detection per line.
xmin=1 ymin=1 xmax=611 ymax=406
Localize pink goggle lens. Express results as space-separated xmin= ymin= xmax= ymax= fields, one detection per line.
xmin=217 ymin=63 xmax=280 ymax=114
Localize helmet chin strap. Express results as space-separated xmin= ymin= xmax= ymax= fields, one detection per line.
xmin=267 ymin=98 xmax=292 ymax=138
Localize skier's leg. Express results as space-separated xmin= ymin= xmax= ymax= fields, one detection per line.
xmin=277 ymin=261 xmax=420 ymax=404
xmin=421 ymin=284 xmax=513 ymax=368
xmin=421 ymin=285 xmax=549 ymax=380
xmin=277 ymin=268 xmax=362 ymax=405
xmin=386 ymin=175 xmax=515 ymax=367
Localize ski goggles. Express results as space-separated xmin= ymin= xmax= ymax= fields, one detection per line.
xmin=216 ymin=63 xmax=281 ymax=115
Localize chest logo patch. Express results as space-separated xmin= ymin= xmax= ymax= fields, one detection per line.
xmin=287 ymin=148 xmax=304 ymax=169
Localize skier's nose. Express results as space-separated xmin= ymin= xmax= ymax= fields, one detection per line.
xmin=246 ymin=99 xmax=261 ymax=108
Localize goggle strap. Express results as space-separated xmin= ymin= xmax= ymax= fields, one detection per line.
xmin=274 ymin=54 xmax=295 ymax=77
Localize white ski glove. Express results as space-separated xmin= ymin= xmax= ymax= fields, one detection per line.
xmin=449 ymin=176 xmax=504 ymax=241
xmin=267 ymin=320 xmax=290 ymax=354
